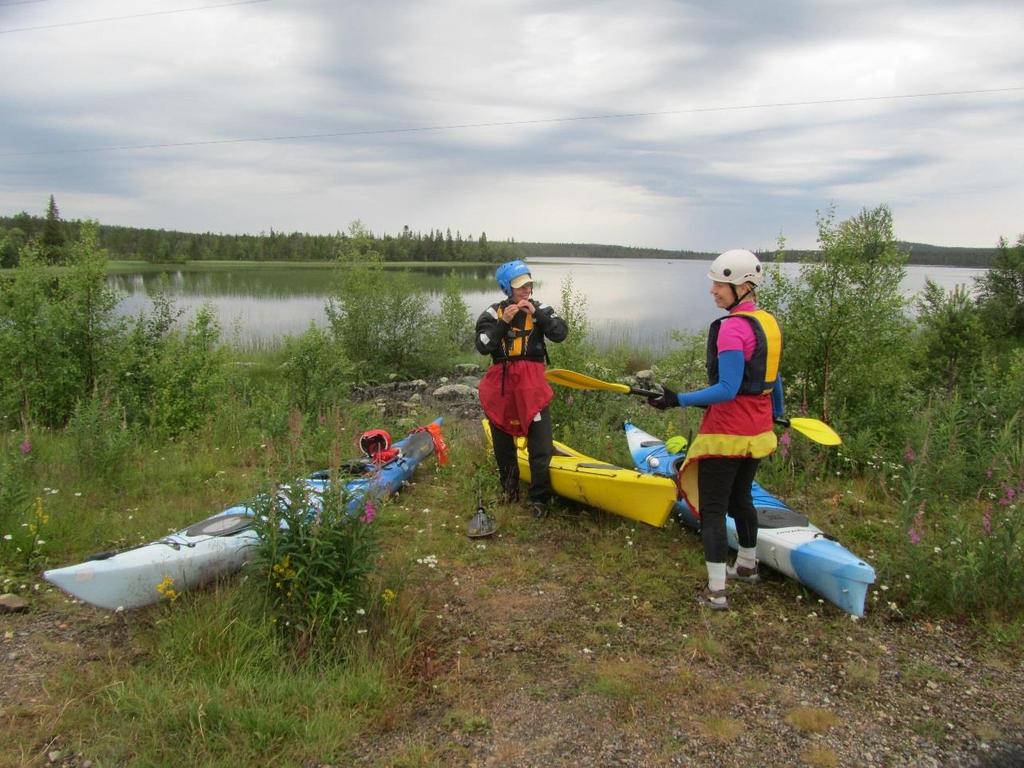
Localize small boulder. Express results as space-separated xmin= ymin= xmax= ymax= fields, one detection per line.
xmin=432 ymin=384 xmax=477 ymax=400
xmin=0 ymin=594 xmax=29 ymax=613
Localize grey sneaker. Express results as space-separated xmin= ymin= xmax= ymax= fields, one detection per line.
xmin=726 ymin=561 xmax=760 ymax=583
xmin=696 ymin=588 xmax=728 ymax=611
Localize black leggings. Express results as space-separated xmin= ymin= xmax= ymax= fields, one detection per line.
xmin=489 ymin=407 xmax=553 ymax=503
xmin=698 ymin=456 xmax=760 ymax=563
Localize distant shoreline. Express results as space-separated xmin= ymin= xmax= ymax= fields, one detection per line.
xmin=1 ymin=213 xmax=1000 ymax=269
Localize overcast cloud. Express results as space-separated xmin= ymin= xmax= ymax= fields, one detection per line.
xmin=1 ymin=0 xmax=1021 ymax=250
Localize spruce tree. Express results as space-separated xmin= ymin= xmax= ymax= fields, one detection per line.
xmin=41 ymin=194 xmax=66 ymax=262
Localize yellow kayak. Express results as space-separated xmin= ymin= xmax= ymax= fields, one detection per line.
xmin=482 ymin=421 xmax=677 ymax=527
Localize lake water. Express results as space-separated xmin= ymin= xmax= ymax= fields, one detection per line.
xmin=109 ymin=257 xmax=986 ymax=351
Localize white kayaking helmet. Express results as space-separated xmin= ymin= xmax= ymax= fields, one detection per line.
xmin=708 ymin=249 xmax=764 ymax=287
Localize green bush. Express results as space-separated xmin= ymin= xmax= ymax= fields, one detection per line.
xmin=975 ymin=233 xmax=1024 ymax=342
xmin=760 ymin=205 xmax=914 ymax=446
xmin=0 ymin=223 xmax=123 ymax=429
xmin=547 ymin=274 xmax=594 ymax=373
xmin=145 ymin=307 xmax=226 ymax=437
xmin=434 ymin=271 xmax=472 ymax=360
xmin=65 ymin=395 xmax=135 ymax=482
xmin=327 ymin=265 xmax=434 ymax=379
xmin=279 ymin=325 xmax=353 ymax=414
xmin=249 ymin=472 xmax=380 ymax=655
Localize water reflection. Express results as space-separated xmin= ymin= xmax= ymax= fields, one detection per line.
xmin=109 ymin=258 xmax=986 ymax=351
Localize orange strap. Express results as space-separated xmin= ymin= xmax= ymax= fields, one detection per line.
xmin=415 ymin=422 xmax=450 ymax=466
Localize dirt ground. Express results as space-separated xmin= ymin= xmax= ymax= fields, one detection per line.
xmin=7 ymin=515 xmax=1022 ymax=768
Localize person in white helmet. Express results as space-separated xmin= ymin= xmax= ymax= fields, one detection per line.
xmin=647 ymin=249 xmax=784 ymax=611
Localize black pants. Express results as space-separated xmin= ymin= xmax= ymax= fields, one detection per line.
xmin=489 ymin=407 xmax=553 ymax=503
xmin=698 ymin=456 xmax=760 ymax=563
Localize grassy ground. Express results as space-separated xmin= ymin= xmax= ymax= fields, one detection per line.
xmin=3 ymin=413 xmax=1023 ymax=767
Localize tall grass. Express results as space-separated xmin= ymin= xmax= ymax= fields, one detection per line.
xmin=45 ymin=588 xmax=411 ymax=767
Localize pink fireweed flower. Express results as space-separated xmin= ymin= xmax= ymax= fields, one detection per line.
xmin=998 ymin=484 xmax=1015 ymax=506
xmin=903 ymin=445 xmax=916 ymax=463
xmin=778 ymin=430 xmax=792 ymax=459
xmin=908 ymin=502 xmax=925 ymax=546
xmin=19 ymin=440 xmax=31 ymax=455
xmin=360 ymin=500 xmax=377 ymax=524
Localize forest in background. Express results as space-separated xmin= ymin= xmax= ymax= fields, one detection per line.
xmin=0 ymin=196 xmax=1001 ymax=268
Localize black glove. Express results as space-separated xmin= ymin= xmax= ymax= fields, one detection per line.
xmin=647 ymin=385 xmax=679 ymax=410
xmin=532 ymin=303 xmax=552 ymax=328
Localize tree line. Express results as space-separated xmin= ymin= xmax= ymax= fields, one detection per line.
xmin=0 ymin=196 xmax=1001 ymax=269
xmin=0 ymin=198 xmax=516 ymax=267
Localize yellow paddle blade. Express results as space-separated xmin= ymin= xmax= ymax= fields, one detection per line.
xmin=787 ymin=417 xmax=842 ymax=446
xmin=665 ymin=435 xmax=689 ymax=453
xmin=545 ymin=368 xmax=632 ymax=394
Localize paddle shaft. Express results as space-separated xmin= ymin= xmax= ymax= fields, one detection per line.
xmin=598 ymin=385 xmax=806 ymax=434
xmin=545 ymin=369 xmax=840 ymax=444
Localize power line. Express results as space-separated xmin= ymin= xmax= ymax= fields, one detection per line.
xmin=0 ymin=0 xmax=271 ymax=34
xmin=2 ymin=86 xmax=1021 ymax=159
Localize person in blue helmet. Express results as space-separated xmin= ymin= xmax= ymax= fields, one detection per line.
xmin=476 ymin=260 xmax=568 ymax=517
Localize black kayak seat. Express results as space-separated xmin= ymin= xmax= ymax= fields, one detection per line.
xmin=184 ymin=512 xmax=255 ymax=538
xmin=755 ymin=506 xmax=810 ymax=529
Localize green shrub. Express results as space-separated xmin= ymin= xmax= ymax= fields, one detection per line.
xmin=145 ymin=307 xmax=226 ymax=437
xmin=279 ymin=324 xmax=353 ymax=414
xmin=547 ymin=274 xmax=594 ymax=373
xmin=65 ymin=395 xmax=134 ymax=482
xmin=760 ymin=205 xmax=914 ymax=445
xmin=434 ymin=271 xmax=472 ymax=360
xmin=249 ymin=471 xmax=380 ymax=655
xmin=0 ymin=223 xmax=123 ymax=429
xmin=327 ymin=265 xmax=434 ymax=379
xmin=975 ymin=233 xmax=1024 ymax=342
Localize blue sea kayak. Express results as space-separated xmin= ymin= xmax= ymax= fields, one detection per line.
xmin=625 ymin=421 xmax=875 ymax=616
xmin=44 ymin=418 xmax=444 ymax=611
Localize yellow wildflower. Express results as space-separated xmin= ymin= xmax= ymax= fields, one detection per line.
xmin=381 ymin=588 xmax=396 ymax=606
xmin=34 ymin=497 xmax=49 ymax=526
xmin=155 ymin=575 xmax=179 ymax=602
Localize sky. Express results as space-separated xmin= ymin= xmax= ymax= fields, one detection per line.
xmin=1 ymin=0 xmax=1022 ymax=252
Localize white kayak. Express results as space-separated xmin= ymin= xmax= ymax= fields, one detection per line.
xmin=625 ymin=421 xmax=875 ymax=616
xmin=43 ymin=419 xmax=444 ymax=610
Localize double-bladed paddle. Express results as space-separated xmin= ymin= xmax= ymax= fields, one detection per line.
xmin=545 ymin=368 xmax=842 ymax=446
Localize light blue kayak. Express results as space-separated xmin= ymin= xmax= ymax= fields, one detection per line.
xmin=625 ymin=421 xmax=875 ymax=616
xmin=44 ymin=418 xmax=444 ymax=611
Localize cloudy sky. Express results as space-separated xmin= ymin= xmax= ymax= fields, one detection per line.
xmin=1 ymin=0 xmax=1021 ymax=251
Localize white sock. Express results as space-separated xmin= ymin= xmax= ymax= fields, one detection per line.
xmin=736 ymin=546 xmax=757 ymax=569
xmin=706 ymin=562 xmax=727 ymax=593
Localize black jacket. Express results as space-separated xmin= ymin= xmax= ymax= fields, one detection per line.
xmin=474 ymin=299 xmax=568 ymax=364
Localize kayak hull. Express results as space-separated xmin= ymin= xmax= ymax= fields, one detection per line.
xmin=625 ymin=421 xmax=874 ymax=616
xmin=482 ymin=421 xmax=678 ymax=527
xmin=44 ymin=419 xmax=443 ymax=611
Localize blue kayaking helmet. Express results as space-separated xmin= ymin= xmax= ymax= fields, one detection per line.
xmin=495 ymin=259 xmax=532 ymax=297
